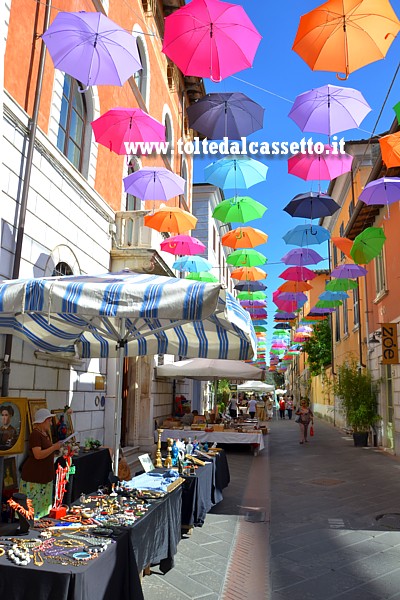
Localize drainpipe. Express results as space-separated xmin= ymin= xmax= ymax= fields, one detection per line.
xmin=1 ymin=0 xmax=52 ymax=396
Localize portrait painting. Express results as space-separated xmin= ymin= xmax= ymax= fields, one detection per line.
xmin=51 ymin=409 xmax=74 ymax=443
xmin=0 ymin=397 xmax=27 ymax=455
xmin=2 ymin=456 xmax=18 ymax=490
xmin=27 ymin=399 xmax=48 ymax=432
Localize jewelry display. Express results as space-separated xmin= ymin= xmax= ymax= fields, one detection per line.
xmin=155 ymin=428 xmax=163 ymax=467
xmin=0 ymin=548 xmax=5 ymax=557
xmin=73 ymin=551 xmax=92 ymax=561
xmin=7 ymin=544 xmax=31 ymax=565
xmin=33 ymin=551 xmax=44 ymax=567
xmin=7 ymin=498 xmax=35 ymax=521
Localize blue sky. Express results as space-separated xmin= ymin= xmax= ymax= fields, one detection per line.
xmin=192 ymin=0 xmax=400 ymax=357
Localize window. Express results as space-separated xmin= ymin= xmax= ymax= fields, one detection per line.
xmin=374 ymin=250 xmax=386 ymax=296
xmin=180 ymin=159 xmax=188 ymax=209
xmin=332 ymin=244 xmax=338 ymax=268
xmin=339 ymin=222 xmax=345 ymax=261
xmin=52 ymin=262 xmax=73 ymax=277
xmin=349 ymin=198 xmax=355 ymax=218
xmin=57 ymin=75 xmax=87 ymax=171
xmin=164 ymin=113 xmax=173 ymax=165
xmin=126 ymin=156 xmax=142 ymax=211
xmin=335 ymin=306 xmax=341 ymax=342
xmin=342 ymin=298 xmax=348 ymax=335
xmin=133 ymin=37 xmax=148 ymax=102
xmin=212 ymin=227 xmax=217 ymax=253
xmin=353 ymin=287 xmax=359 ymax=327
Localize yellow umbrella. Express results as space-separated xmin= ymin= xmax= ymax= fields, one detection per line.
xmin=144 ymin=206 xmax=197 ymax=234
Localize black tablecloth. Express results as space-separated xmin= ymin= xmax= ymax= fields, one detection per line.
xmin=0 ymin=527 xmax=143 ymax=600
xmin=63 ymin=448 xmax=112 ymax=504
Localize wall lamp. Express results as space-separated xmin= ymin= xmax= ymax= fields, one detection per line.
xmin=369 ymin=333 xmax=381 ymax=346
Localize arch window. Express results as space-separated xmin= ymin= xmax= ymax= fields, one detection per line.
xmin=180 ymin=159 xmax=188 ymax=208
xmin=57 ymin=75 xmax=87 ymax=171
xmin=126 ymin=156 xmax=142 ymax=211
xmin=164 ymin=113 xmax=173 ymax=166
xmin=133 ymin=37 xmax=148 ymax=101
xmin=52 ymin=262 xmax=74 ymax=277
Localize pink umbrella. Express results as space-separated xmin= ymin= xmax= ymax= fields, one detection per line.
xmin=288 ymin=145 xmax=353 ymax=181
xmin=162 ymin=0 xmax=262 ymax=82
xmin=279 ymin=266 xmax=317 ymax=281
xmin=160 ymin=235 xmax=206 ymax=256
xmin=91 ymin=108 xmax=165 ymax=155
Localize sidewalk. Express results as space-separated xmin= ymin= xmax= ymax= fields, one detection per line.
xmin=142 ymin=417 xmax=400 ymax=600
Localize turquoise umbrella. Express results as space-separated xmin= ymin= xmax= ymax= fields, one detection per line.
xmin=205 ymin=156 xmax=268 ymax=189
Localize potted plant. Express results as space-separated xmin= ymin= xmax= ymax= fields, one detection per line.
xmin=334 ymin=360 xmax=380 ymax=447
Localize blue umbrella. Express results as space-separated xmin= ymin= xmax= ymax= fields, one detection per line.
xmin=319 ymin=291 xmax=349 ymax=301
xmin=172 ymin=255 xmax=213 ymax=273
xmin=234 ymin=281 xmax=267 ymax=291
xmin=283 ymin=192 xmax=340 ymax=219
xmin=205 ymin=156 xmax=268 ymax=189
xmin=187 ymin=92 xmax=265 ymax=140
xmin=283 ymin=224 xmax=330 ymax=246
xmin=274 ymin=323 xmax=292 ymax=329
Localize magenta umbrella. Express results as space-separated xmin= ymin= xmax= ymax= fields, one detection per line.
xmin=281 ymin=248 xmax=324 ymax=266
xmin=279 ymin=266 xmax=317 ymax=281
xmin=162 ymin=0 xmax=262 ymax=82
xmin=240 ymin=301 xmax=267 ymax=309
xmin=91 ymin=108 xmax=165 ymax=155
xmin=288 ymin=145 xmax=353 ymax=181
xmin=160 ymin=235 xmax=206 ymax=256
xmin=331 ymin=264 xmax=367 ymax=278
xmin=124 ymin=167 xmax=185 ymax=201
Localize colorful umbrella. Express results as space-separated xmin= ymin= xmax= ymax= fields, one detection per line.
xmin=297 ymin=326 xmax=313 ymax=333
xmin=288 ymin=145 xmax=353 ymax=181
xmin=160 ymin=235 xmax=206 ymax=256
xmin=283 ymin=224 xmax=330 ymax=246
xmin=350 ymin=227 xmax=386 ymax=264
xmin=379 ymin=132 xmax=400 ymax=168
xmin=292 ymin=1 xmax=400 ymax=79
xmin=123 ymin=167 xmax=184 ymax=199
xmin=144 ymin=207 xmax=197 ymax=234
xmin=234 ymin=280 xmax=267 ymax=292
xmin=222 ymin=227 xmax=268 ymax=249
xmin=326 ymin=278 xmax=358 ymax=291
xmin=227 ymin=249 xmax=267 ymax=268
xmin=254 ymin=326 xmax=267 ymax=332
xmin=274 ymin=323 xmax=292 ymax=329
xmin=42 ymin=11 xmax=142 ymax=90
xmin=331 ymin=237 xmax=353 ymax=259
xmin=187 ymin=92 xmax=264 ymax=139
xmin=279 ymin=266 xmax=317 ymax=281
xmin=212 ymin=196 xmax=267 ymax=223
xmin=283 ymin=192 xmax=340 ymax=219
xmin=205 ymin=156 xmax=268 ymax=189
xmin=240 ymin=300 xmax=267 ymax=309
xmin=281 ymin=248 xmax=324 ymax=266
xmin=316 ymin=299 xmax=342 ymax=308
xmin=277 ymin=292 xmax=308 ymax=303
xmin=185 ymin=271 xmax=219 ymax=282
xmin=230 ymin=267 xmax=267 ymax=281
xmin=309 ymin=306 xmax=335 ymax=314
xmin=278 ymin=281 xmax=313 ymax=292
xmin=237 ymin=291 xmax=267 ymax=300
xmin=331 ymin=264 xmax=367 ymax=278
xmin=394 ymin=101 xmax=400 ymax=123
xmin=319 ymin=291 xmax=349 ymax=301
xmin=273 ymin=312 xmax=296 ymax=320
xmin=172 ymin=256 xmax=213 ymax=273
xmin=288 ymin=84 xmax=371 ymax=135
xmin=359 ymin=177 xmax=400 ymax=207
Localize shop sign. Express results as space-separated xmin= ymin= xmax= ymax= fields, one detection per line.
xmin=381 ymin=323 xmax=399 ymax=364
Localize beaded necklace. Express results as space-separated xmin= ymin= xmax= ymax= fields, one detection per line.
xmin=7 ymin=498 xmax=35 ymax=520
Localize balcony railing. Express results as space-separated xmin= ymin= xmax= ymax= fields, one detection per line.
xmin=114 ymin=210 xmax=152 ymax=249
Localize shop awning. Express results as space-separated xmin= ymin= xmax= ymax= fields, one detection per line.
xmin=156 ymin=358 xmax=263 ymax=381
xmin=237 ymin=380 xmax=275 ymax=392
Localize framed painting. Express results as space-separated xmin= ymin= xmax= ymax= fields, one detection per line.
xmin=27 ymin=399 xmax=48 ymax=432
xmin=51 ymin=409 xmax=74 ymax=443
xmin=3 ymin=456 xmax=18 ymax=490
xmin=0 ymin=397 xmax=27 ymax=455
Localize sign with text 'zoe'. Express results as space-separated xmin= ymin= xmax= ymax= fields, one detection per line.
xmin=381 ymin=323 xmax=399 ymax=364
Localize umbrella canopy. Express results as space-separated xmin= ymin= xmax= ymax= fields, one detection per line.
xmin=288 ymin=84 xmax=371 ymax=135
xmin=240 ymin=300 xmax=267 ymax=309
xmin=144 ymin=207 xmax=197 ymax=234
xmin=205 ymin=156 xmax=268 ymax=189
xmin=222 ymin=227 xmax=268 ymax=249
xmin=234 ymin=281 xmax=267 ymax=292
xmin=331 ymin=264 xmax=368 ymax=278
xmin=187 ymin=92 xmax=264 ymax=139
xmin=278 ymin=280 xmax=312 ymax=292
xmin=160 ymin=235 xmax=206 ymax=256
xmin=172 ymin=255 xmax=213 ymax=273
xmin=283 ymin=224 xmax=330 ymax=246
xmin=212 ymin=196 xmax=267 ymax=223
xmin=237 ymin=291 xmax=267 ymax=300
xmin=274 ymin=312 xmax=296 ymax=320
xmin=123 ymin=167 xmax=184 ymax=200
xmin=326 ymin=278 xmax=358 ymax=291
xmin=230 ymin=267 xmax=267 ymax=281
xmin=92 ymin=109 xmax=165 ymax=156
xmin=279 ymin=266 xmax=317 ymax=281
xmin=394 ymin=101 xmax=400 ymax=123
xmin=156 ymin=358 xmax=263 ymax=380
xmin=316 ymin=299 xmax=342 ymax=308
xmin=292 ymin=0 xmax=400 ymax=79
xmin=331 ymin=237 xmax=354 ymax=259
xmin=283 ymin=192 xmax=340 ymax=219
xmin=227 ymin=249 xmax=267 ymax=268
xmin=359 ymin=176 xmax=400 ymax=205
xmin=319 ymin=291 xmax=349 ymax=301
xmin=254 ymin=326 xmax=267 ymax=332
xmin=274 ymin=323 xmax=292 ymax=329
xmin=162 ymin=0 xmax=262 ymax=82
xmin=277 ymin=292 xmax=308 ymax=303
xmin=42 ymin=11 xmax=142 ymax=90
xmin=350 ymin=227 xmax=386 ymax=264
xmin=309 ymin=306 xmax=335 ymax=314
xmin=237 ymin=380 xmax=275 ymax=392
xmin=379 ymin=132 xmax=400 ymax=168
xmin=281 ymin=248 xmax=324 ymax=266
xmin=288 ymin=145 xmax=353 ymax=181
xmin=186 ymin=272 xmax=219 ymax=283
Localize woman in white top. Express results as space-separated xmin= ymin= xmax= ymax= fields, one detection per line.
xmin=228 ymin=394 xmax=238 ymax=419
xmin=247 ymin=397 xmax=257 ymax=419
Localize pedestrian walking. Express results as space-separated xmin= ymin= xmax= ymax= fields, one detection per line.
xmin=279 ymin=396 xmax=286 ymax=419
xmin=248 ymin=396 xmax=257 ymax=419
xmin=295 ymin=399 xmax=314 ymax=444
xmin=266 ymin=396 xmax=274 ymax=420
xmin=228 ymin=394 xmax=238 ymax=419
xmin=286 ymin=396 xmax=294 ymax=420
xmin=256 ymin=395 xmax=266 ymax=421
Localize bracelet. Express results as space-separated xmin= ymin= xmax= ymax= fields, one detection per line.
xmin=0 ymin=548 xmax=5 ymax=557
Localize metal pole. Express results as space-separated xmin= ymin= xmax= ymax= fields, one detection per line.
xmin=2 ymin=0 xmax=52 ymax=396
xmin=113 ymin=318 xmax=126 ymax=474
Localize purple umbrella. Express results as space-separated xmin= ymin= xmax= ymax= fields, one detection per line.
xmin=309 ymin=307 xmax=335 ymax=314
xmin=283 ymin=192 xmax=340 ymax=219
xmin=187 ymin=92 xmax=264 ymax=140
xmin=276 ymin=292 xmax=308 ymax=303
xmin=123 ymin=167 xmax=185 ymax=201
xmin=281 ymin=248 xmax=324 ymax=266
xmin=331 ymin=264 xmax=367 ymax=278
xmin=42 ymin=11 xmax=141 ymax=90
xmin=288 ymin=84 xmax=371 ymax=136
xmin=240 ymin=301 xmax=267 ymax=308
xmin=359 ymin=177 xmax=400 ymax=206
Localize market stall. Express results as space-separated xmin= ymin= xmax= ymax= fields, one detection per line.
xmin=157 ymin=429 xmax=265 ymax=455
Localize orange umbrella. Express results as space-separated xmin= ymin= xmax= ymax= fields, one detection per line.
xmin=230 ymin=266 xmax=267 ymax=281
xmin=293 ymin=0 xmax=400 ymax=79
xmin=222 ymin=227 xmax=268 ymax=249
xmin=379 ymin=131 xmax=400 ymax=168
xmin=144 ymin=206 xmax=197 ymax=234
xmin=331 ymin=237 xmax=353 ymax=259
xmin=278 ymin=281 xmax=312 ymax=293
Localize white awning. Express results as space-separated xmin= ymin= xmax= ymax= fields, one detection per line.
xmin=156 ymin=358 xmax=263 ymax=381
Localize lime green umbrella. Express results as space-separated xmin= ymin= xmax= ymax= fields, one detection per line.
xmin=326 ymin=278 xmax=358 ymax=291
xmin=212 ymin=196 xmax=267 ymax=223
xmin=227 ymin=248 xmax=267 ymax=267
xmin=350 ymin=227 xmax=386 ymax=264
xmin=316 ymin=299 xmax=343 ymax=308
xmin=185 ymin=271 xmax=219 ymax=282
xmin=394 ymin=101 xmax=400 ymax=124
xmin=237 ymin=291 xmax=267 ymax=300
xmin=254 ymin=325 xmax=267 ymax=332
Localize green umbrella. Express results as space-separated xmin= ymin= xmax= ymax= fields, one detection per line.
xmin=326 ymin=278 xmax=358 ymax=291
xmin=227 ymin=248 xmax=267 ymax=267
xmin=316 ymin=299 xmax=343 ymax=308
xmin=237 ymin=291 xmax=267 ymax=300
xmin=185 ymin=271 xmax=219 ymax=282
xmin=254 ymin=325 xmax=267 ymax=332
xmin=212 ymin=196 xmax=267 ymax=223
xmin=394 ymin=101 xmax=400 ymax=124
xmin=350 ymin=227 xmax=386 ymax=264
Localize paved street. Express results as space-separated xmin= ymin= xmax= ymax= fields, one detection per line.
xmin=142 ymin=417 xmax=400 ymax=600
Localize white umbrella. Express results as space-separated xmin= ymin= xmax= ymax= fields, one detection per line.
xmin=237 ymin=380 xmax=275 ymax=392
xmin=156 ymin=358 xmax=263 ymax=380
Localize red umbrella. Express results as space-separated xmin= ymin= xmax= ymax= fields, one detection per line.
xmin=279 ymin=266 xmax=317 ymax=281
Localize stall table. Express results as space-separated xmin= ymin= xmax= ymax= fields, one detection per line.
xmin=159 ymin=429 xmax=265 ymax=455
xmin=63 ymin=447 xmax=112 ymax=503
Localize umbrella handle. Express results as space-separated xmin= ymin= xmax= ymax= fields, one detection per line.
xmin=210 ymin=75 xmax=222 ymax=83
xmin=336 ymin=72 xmax=349 ymax=81
xmin=235 ymin=229 xmax=243 ymax=239
xmin=78 ymin=84 xmax=90 ymax=93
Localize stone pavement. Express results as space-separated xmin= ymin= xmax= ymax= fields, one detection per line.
xmin=142 ymin=417 xmax=400 ymax=600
